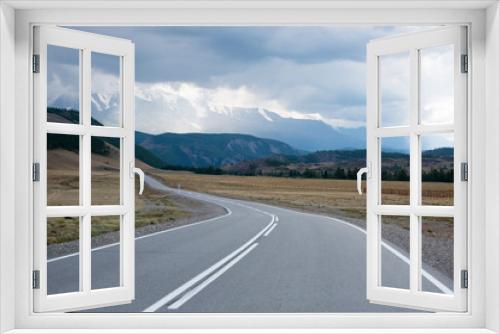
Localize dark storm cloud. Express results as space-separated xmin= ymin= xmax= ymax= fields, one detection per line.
xmin=51 ymin=25 xmax=428 ymax=135
xmin=72 ymin=26 xmax=403 ymax=85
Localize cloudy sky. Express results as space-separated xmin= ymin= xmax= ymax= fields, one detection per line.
xmin=47 ymin=26 xmax=453 ymax=151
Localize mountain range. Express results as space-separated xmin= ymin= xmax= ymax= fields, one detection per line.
xmin=195 ymin=107 xmax=367 ymax=152
xmin=47 ymin=108 xmax=453 ymax=180
xmin=136 ymin=131 xmax=302 ymax=168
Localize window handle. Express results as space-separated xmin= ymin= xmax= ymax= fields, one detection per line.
xmin=130 ymin=162 xmax=145 ymax=195
xmin=357 ymin=163 xmax=371 ymax=195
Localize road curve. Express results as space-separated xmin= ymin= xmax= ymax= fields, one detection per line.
xmin=47 ymin=175 xmax=452 ymax=313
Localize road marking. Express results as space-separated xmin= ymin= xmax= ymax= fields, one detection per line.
xmin=275 ymin=216 xmax=279 ymax=222
xmin=238 ymin=202 xmax=453 ymax=295
xmin=168 ymin=243 xmax=259 ymax=310
xmin=264 ymin=223 xmax=277 ymax=237
xmin=293 ymin=212 xmax=452 ymax=295
xmin=143 ymin=216 xmax=275 ymax=312
xmin=157 ymin=177 xmax=452 ymax=295
xmin=48 ymin=206 xmax=232 ymax=263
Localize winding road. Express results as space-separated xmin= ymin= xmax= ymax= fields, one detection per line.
xmin=47 ymin=175 xmax=452 ymax=313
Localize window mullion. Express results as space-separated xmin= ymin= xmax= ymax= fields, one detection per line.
xmin=409 ymin=48 xmax=421 ymax=293
xmin=81 ymin=48 xmax=92 ymax=293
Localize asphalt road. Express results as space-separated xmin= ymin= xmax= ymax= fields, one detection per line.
xmin=47 ymin=175 xmax=453 ymax=313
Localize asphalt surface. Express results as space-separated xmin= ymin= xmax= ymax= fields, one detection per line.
xmin=47 ymin=175 xmax=453 ymax=313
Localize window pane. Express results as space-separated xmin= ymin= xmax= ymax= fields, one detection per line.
xmin=420 ymin=45 xmax=454 ymax=125
xmin=47 ymin=217 xmax=80 ymax=295
xmin=47 ymin=45 xmax=80 ymax=124
xmin=91 ymin=52 xmax=121 ymax=127
xmin=380 ymin=215 xmax=410 ymax=290
xmin=91 ymin=137 xmax=121 ymax=205
xmin=379 ymin=52 xmax=410 ymax=127
xmin=91 ymin=216 xmax=121 ymax=290
xmin=47 ymin=134 xmax=80 ymax=206
xmin=421 ymin=217 xmax=454 ymax=294
xmin=421 ymin=133 xmax=454 ymax=206
xmin=381 ymin=137 xmax=410 ymax=205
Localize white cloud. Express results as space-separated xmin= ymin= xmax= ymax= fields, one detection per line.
xmin=209 ymin=57 xmax=367 ymax=122
xmin=47 ymin=63 xmax=79 ymax=109
xmin=134 ymin=81 xmax=365 ymax=135
xmin=420 ymin=45 xmax=454 ymax=125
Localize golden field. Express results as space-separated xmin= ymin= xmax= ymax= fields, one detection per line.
xmin=150 ymin=169 xmax=454 ymax=219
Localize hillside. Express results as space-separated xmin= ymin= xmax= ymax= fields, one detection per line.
xmin=47 ymin=108 xmax=164 ymax=169
xmin=136 ymin=131 xmax=303 ymax=168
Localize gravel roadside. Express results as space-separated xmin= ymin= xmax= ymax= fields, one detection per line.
xmin=333 ymin=215 xmax=453 ymax=280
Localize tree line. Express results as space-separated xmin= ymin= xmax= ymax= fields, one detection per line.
xmin=166 ymin=164 xmax=454 ymax=183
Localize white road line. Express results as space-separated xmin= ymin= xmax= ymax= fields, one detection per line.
xmin=239 ymin=202 xmax=453 ymax=295
xmin=48 ymin=207 xmax=232 ymax=263
xmin=168 ymin=243 xmax=259 ymax=310
xmin=293 ymin=213 xmax=452 ymax=295
xmin=264 ymin=223 xmax=278 ymax=237
xmin=275 ymin=216 xmax=279 ymax=222
xmin=143 ymin=216 xmax=275 ymax=312
xmin=160 ymin=184 xmax=451 ymax=295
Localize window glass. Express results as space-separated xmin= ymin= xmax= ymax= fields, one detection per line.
xmin=380 ymin=52 xmax=410 ymax=127
xmin=420 ymin=217 xmax=454 ymax=294
xmin=420 ymin=45 xmax=454 ymax=125
xmin=91 ymin=137 xmax=121 ymax=205
xmin=421 ymin=134 xmax=454 ymax=206
xmin=380 ymin=215 xmax=410 ymax=290
xmin=381 ymin=137 xmax=410 ymax=205
xmin=47 ymin=45 xmax=80 ymax=124
xmin=47 ymin=134 xmax=80 ymax=206
xmin=91 ymin=52 xmax=121 ymax=127
xmin=91 ymin=216 xmax=121 ymax=290
xmin=47 ymin=217 xmax=80 ymax=295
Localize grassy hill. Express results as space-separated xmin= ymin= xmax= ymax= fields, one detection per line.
xmin=136 ymin=131 xmax=303 ymax=168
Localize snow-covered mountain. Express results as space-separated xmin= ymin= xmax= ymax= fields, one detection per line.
xmin=134 ymin=82 xmax=367 ymax=152
xmin=199 ymin=107 xmax=366 ymax=152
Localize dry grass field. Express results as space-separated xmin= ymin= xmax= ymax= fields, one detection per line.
xmin=150 ymin=170 xmax=453 ymax=217
xmin=151 ymin=169 xmax=368 ymax=219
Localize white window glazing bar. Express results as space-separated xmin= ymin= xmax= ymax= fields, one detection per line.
xmin=374 ymin=124 xmax=455 ymax=137
xmin=81 ymin=47 xmax=92 ymax=294
xmin=409 ymin=47 xmax=420 ymax=293
xmin=46 ymin=123 xmax=128 ymax=137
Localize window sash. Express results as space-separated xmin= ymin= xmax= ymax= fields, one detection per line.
xmin=365 ymin=26 xmax=468 ymax=312
xmin=32 ymin=25 xmax=136 ymax=313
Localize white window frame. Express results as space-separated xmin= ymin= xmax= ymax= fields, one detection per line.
xmin=0 ymin=1 xmax=499 ymax=333
xmin=32 ymin=26 xmax=136 ymax=312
